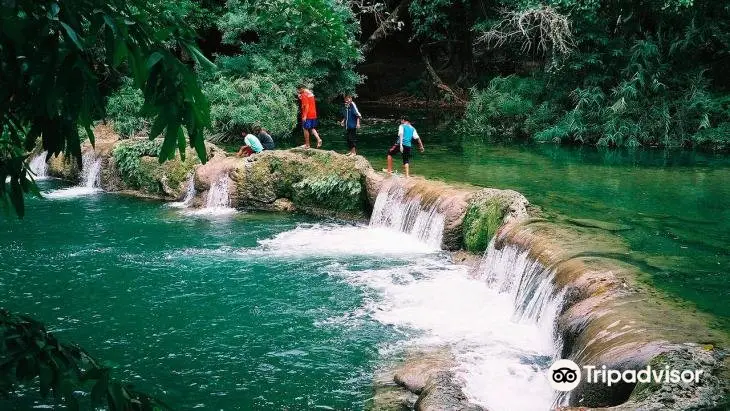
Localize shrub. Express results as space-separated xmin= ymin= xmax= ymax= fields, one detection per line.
xmin=105 ymin=78 xmax=147 ymax=138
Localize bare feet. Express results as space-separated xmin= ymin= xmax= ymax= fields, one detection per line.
xmin=316 ymin=138 xmax=322 ymax=148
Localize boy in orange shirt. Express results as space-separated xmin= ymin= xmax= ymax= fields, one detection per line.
xmin=297 ymin=85 xmax=322 ymax=148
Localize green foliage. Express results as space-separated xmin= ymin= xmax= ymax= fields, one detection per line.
xmin=460 ymin=0 xmax=730 ymax=149
xmin=1 ymin=0 xmax=213 ymax=218
xmin=106 ymin=78 xmax=146 ymax=138
xmin=292 ymin=174 xmax=363 ymax=213
xmin=218 ymin=0 xmax=362 ymax=98
xmin=204 ymin=74 xmax=296 ymax=141
xmin=0 ymin=309 xmax=168 ymax=410
xmin=111 ymin=139 xmax=163 ymax=191
xmin=462 ymin=199 xmax=504 ymax=252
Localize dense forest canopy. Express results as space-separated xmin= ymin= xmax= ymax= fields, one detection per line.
xmin=2 ymin=0 xmax=730 ymax=216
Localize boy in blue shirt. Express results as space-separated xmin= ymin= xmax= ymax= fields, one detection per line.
xmin=339 ymin=95 xmax=362 ymax=156
xmin=385 ymin=116 xmax=425 ymax=178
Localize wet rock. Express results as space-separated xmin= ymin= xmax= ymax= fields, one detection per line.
xmin=494 ymin=220 xmax=730 ymax=409
xmin=394 ymin=352 xmax=455 ymax=394
xmin=272 ymin=198 xmax=296 ymax=212
xmin=415 ymin=371 xmax=486 ymax=411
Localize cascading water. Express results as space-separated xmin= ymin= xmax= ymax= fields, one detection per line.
xmin=168 ymin=173 xmax=196 ymax=208
xmin=29 ymin=151 xmax=49 ymax=179
xmin=45 ymin=151 xmax=102 ymax=198
xmin=369 ymin=182 xmax=445 ymax=247
xmin=185 ymin=174 xmax=235 ymax=215
xmin=205 ymin=175 xmax=231 ymax=208
xmin=81 ymin=151 xmax=102 ymax=188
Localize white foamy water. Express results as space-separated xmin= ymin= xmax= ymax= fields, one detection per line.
xmin=184 ymin=174 xmax=236 ymax=216
xmin=328 ymin=255 xmax=556 ymax=410
xmin=168 ymin=173 xmax=196 ymax=208
xmin=258 ymin=223 xmax=438 ymax=257
xmin=369 ymin=182 xmax=445 ymax=248
xmin=29 ymin=151 xmax=50 ymax=179
xmin=254 ymin=220 xmax=559 ymax=410
xmin=45 ymin=152 xmax=102 ymax=199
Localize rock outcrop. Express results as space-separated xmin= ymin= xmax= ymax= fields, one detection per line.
xmin=492 ymin=219 xmax=730 ymax=409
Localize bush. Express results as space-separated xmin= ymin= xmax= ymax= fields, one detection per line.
xmin=111 ymin=139 xmax=162 ymax=191
xmin=204 ymin=74 xmax=296 ymax=142
xmin=105 ymin=78 xmax=147 ymax=138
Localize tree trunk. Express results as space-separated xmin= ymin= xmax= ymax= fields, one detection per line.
xmin=361 ymin=0 xmax=411 ymax=56
xmin=420 ymin=45 xmax=465 ymax=104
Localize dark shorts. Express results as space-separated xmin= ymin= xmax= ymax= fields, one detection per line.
xmin=346 ymin=128 xmax=357 ymax=149
xmin=302 ymin=119 xmax=319 ymax=130
xmin=387 ymin=144 xmax=412 ymax=164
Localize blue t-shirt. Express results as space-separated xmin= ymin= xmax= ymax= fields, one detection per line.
xmin=341 ymin=102 xmax=362 ymax=129
xmin=398 ymin=124 xmax=419 ymax=147
xmin=244 ymin=134 xmax=264 ymax=153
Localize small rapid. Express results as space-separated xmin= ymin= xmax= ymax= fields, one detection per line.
xmin=369 ymin=182 xmax=445 ymax=248
xmin=45 ymin=151 xmax=102 ymax=198
xmin=184 ymin=174 xmax=236 ymax=216
xmin=28 ymin=151 xmax=49 ymax=179
xmin=168 ymin=173 xmax=196 ymax=208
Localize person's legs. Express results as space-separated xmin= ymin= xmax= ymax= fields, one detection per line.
xmin=402 ymin=147 xmax=412 ymax=177
xmin=385 ymin=145 xmax=398 ymax=174
xmin=347 ymin=128 xmax=357 ymax=155
xmin=312 ymin=128 xmax=322 ymax=148
xmin=302 ymin=128 xmax=311 ymax=148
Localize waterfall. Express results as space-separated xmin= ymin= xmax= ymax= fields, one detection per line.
xmin=205 ymin=175 xmax=231 ymax=208
xmin=369 ymin=182 xmax=445 ymax=247
xmin=473 ymin=239 xmax=566 ymax=407
xmin=29 ymin=151 xmax=49 ymax=179
xmin=81 ymin=151 xmax=102 ymax=188
xmin=44 ymin=151 xmax=102 ymax=198
xmin=169 ymin=174 xmax=196 ymax=208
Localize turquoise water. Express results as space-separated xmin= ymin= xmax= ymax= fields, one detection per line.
xmin=1 ymin=181 xmax=398 ymax=409
xmin=2 ymin=180 xmax=564 ymax=410
xmin=303 ymin=112 xmax=730 ymax=333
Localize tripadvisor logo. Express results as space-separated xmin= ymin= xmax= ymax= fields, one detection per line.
xmin=547 ymin=359 xmax=704 ymax=391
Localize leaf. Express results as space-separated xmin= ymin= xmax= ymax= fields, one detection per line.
xmin=60 ymin=22 xmax=84 ymax=50
xmin=146 ymin=52 xmax=164 ymax=70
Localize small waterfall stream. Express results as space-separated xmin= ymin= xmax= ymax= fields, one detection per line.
xmin=29 ymin=151 xmax=49 ymax=179
xmin=365 ymin=182 xmax=563 ymax=409
xmin=205 ymin=175 xmax=231 ymax=208
xmin=369 ymin=182 xmax=445 ymax=247
xmin=81 ymin=152 xmax=102 ymax=188
xmin=169 ymin=174 xmax=196 ymax=208
xmin=45 ymin=151 xmax=102 ymax=198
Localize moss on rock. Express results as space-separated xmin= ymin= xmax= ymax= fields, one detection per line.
xmin=463 ymin=199 xmax=504 ymax=252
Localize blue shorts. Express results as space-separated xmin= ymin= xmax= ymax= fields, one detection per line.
xmin=302 ymin=119 xmax=319 ymax=130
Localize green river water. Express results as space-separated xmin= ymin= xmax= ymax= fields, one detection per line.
xmin=1 ymin=183 xmax=401 ymax=409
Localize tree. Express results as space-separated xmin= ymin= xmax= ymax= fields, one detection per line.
xmin=0 ymin=0 xmax=214 ymax=218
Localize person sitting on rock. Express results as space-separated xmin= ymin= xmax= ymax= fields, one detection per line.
xmin=236 ymin=128 xmax=264 ymax=157
xmin=384 ymin=116 xmax=424 ymax=178
xmin=253 ymin=125 xmax=275 ymax=150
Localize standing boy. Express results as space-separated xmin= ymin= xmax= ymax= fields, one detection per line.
xmin=340 ymin=95 xmax=362 ymax=156
xmin=385 ymin=116 xmax=424 ymax=178
xmin=297 ymin=85 xmax=322 ymax=148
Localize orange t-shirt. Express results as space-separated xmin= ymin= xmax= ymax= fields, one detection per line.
xmin=299 ymin=90 xmax=317 ymax=120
